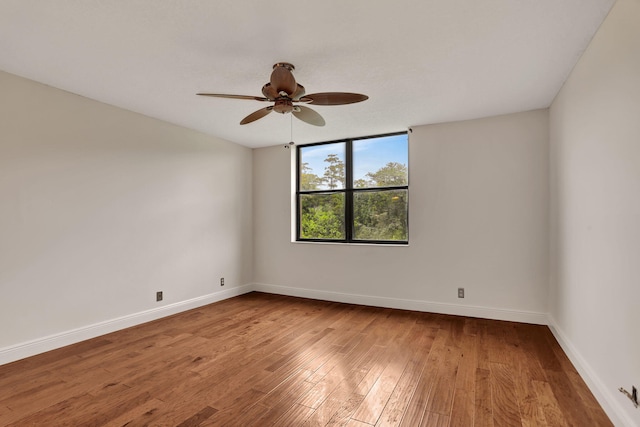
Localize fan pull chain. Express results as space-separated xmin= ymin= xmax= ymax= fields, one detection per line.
xmin=285 ymin=114 xmax=295 ymax=149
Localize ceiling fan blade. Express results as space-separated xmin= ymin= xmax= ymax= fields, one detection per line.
xmin=301 ymin=92 xmax=369 ymax=106
xmin=197 ymin=93 xmax=269 ymax=102
xmin=261 ymin=83 xmax=279 ymax=100
xmin=293 ymin=105 xmax=325 ymax=127
xmin=240 ymin=107 xmax=273 ymax=125
xmin=291 ymin=84 xmax=306 ymax=101
xmin=270 ymin=64 xmax=297 ymax=96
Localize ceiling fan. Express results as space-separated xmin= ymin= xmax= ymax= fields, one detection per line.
xmin=197 ymin=63 xmax=368 ymax=126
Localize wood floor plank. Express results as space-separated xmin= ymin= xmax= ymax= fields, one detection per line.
xmin=543 ymin=369 xmax=604 ymax=427
xmin=346 ymin=419 xmax=374 ymax=427
xmin=454 ymin=332 xmax=478 ymax=392
xmin=0 ymin=292 xmax=612 ymax=426
xmin=270 ymin=403 xmax=316 ymax=426
xmin=212 ymin=402 xmax=271 ymax=427
xmin=511 ymin=335 xmax=549 ymax=427
xmin=5 ymin=393 xmax=97 ymax=426
xmin=463 ymin=318 xmax=479 ymax=336
xmin=420 ymin=411 xmax=450 ymax=427
xmin=375 ymin=327 xmax=438 ymax=427
xmin=0 ymin=406 xmax=19 ymax=425
xmin=532 ymin=379 xmax=570 ymax=426
xmin=424 ymin=344 xmax=462 ymax=415
xmin=265 ymin=327 xmax=336 ymax=373
xmin=98 ymin=397 xmax=165 ymax=427
xmin=563 ymin=369 xmax=613 ymax=426
xmin=298 ymin=320 xmax=389 ymax=408
xmin=351 ymin=345 xmax=411 ymax=424
xmin=302 ymin=382 xmax=365 ymax=426
xmin=0 ymin=365 xmax=56 ymax=399
xmin=62 ymin=384 xmax=152 ymax=426
xmin=514 ymin=323 xmax=548 ymax=383
xmin=398 ymin=328 xmax=449 ymax=426
xmin=258 ymin=368 xmax=315 ymax=409
xmin=251 ymin=380 xmax=315 ymax=426
xmin=201 ymin=388 xmax=265 ymax=426
xmin=176 ymin=405 xmax=218 ymax=427
xmin=490 ymin=362 xmax=522 ymax=426
xmin=296 ymin=339 xmax=382 ymax=410
xmin=3 ymin=338 xmax=112 ymax=373
xmin=474 ymin=368 xmax=494 ymax=427
xmin=129 ymin=388 xmax=218 ymax=426
xmin=475 ymin=320 xmax=493 ymax=371
xmin=449 ymin=388 xmax=474 ymax=427
xmin=1 ymin=377 xmax=111 ymax=423
xmin=543 ymin=330 xmax=613 ymax=427
xmin=352 ymin=344 xmax=396 ymax=397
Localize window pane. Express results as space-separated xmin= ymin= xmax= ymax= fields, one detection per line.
xmin=353 ymin=189 xmax=408 ymax=241
xmin=299 ymin=193 xmax=345 ymax=240
xmin=300 ymin=142 xmax=346 ymax=190
xmin=353 ymin=134 xmax=408 ymax=188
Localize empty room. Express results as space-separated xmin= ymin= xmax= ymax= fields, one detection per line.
xmin=0 ymin=0 xmax=638 ymax=426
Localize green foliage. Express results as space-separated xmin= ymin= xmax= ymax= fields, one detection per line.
xmin=300 ymin=156 xmax=408 ymax=241
xmin=353 ymin=190 xmax=407 ymax=241
xmin=300 ymin=193 xmax=344 ymax=239
xmin=359 ymin=162 xmax=408 ymax=187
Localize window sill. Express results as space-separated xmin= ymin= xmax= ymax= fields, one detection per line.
xmin=292 ymin=240 xmax=409 ymax=247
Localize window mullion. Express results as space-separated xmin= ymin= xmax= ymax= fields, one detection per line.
xmin=296 ymin=144 xmax=301 ymax=240
xmin=345 ymin=139 xmax=354 ymax=241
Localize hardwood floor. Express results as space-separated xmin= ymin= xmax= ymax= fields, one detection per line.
xmin=0 ymin=292 xmax=612 ymax=426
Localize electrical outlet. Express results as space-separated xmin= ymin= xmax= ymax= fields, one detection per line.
xmin=458 ymin=288 xmax=465 ymax=298
xmin=220 ymin=277 xmax=224 ymax=286
xmin=156 ymin=291 xmax=163 ymax=302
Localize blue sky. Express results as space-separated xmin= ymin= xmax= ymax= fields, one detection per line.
xmin=300 ymin=134 xmax=407 ymax=188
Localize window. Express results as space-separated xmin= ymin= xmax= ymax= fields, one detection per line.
xmin=296 ymin=132 xmax=408 ymax=244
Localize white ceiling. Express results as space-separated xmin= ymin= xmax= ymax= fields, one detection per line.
xmin=0 ymin=1 xmax=614 ymax=148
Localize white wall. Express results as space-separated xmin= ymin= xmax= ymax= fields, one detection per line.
xmin=254 ymin=110 xmax=549 ymax=323
xmin=549 ymin=0 xmax=640 ymax=425
xmin=0 ymin=70 xmax=253 ymax=362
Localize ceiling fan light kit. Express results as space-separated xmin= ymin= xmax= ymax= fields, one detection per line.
xmin=197 ymin=63 xmax=368 ymax=127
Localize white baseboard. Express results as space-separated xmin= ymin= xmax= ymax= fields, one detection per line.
xmin=252 ymin=282 xmax=548 ymax=325
xmin=0 ymin=284 xmax=253 ymax=366
xmin=547 ymin=316 xmax=634 ymax=427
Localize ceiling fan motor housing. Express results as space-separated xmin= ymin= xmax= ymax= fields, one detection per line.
xmin=273 ymin=98 xmax=294 ymax=114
